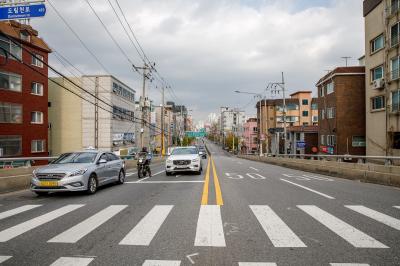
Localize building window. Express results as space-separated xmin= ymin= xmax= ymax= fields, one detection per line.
xmin=371 ymin=96 xmax=385 ymax=111
xmin=371 ymin=34 xmax=384 ymax=53
xmin=352 ymin=136 xmax=366 ymax=147
xmin=312 ymin=115 xmax=318 ymax=122
xmin=391 ymin=0 xmax=400 ymax=14
xmin=311 ymin=102 xmax=318 ymax=110
xmin=20 ymin=31 xmax=30 ymax=42
xmin=31 ymin=54 xmax=44 ymax=68
xmin=31 ymin=111 xmax=43 ymax=124
xmin=302 ymin=110 xmax=309 ymax=117
xmin=296 ymin=133 xmax=301 ymax=141
xmin=327 ymin=107 xmax=335 ymax=119
xmin=327 ymin=135 xmax=336 ymax=146
xmin=319 ymin=86 xmax=324 ymax=97
xmin=320 ymin=109 xmax=325 ymax=120
xmin=391 ymin=22 xmax=400 ymax=47
xmin=392 ymin=132 xmax=400 ymax=149
xmin=302 ymin=99 xmax=308 ymax=105
xmin=0 ymin=102 xmax=22 ymax=123
xmin=391 ymin=56 xmax=400 ymax=80
xmin=31 ymin=140 xmax=45 ymax=153
xmin=371 ymin=65 xmax=384 ymax=81
xmin=0 ymin=72 xmax=22 ymax=92
xmin=0 ymin=136 xmax=22 ymax=157
xmin=392 ymin=90 xmax=400 ymax=112
xmin=320 ymin=135 xmax=325 ymax=145
xmin=326 ymin=82 xmax=334 ymax=94
xmin=31 ymin=82 xmax=43 ymax=96
xmin=0 ymin=35 xmax=22 ymax=60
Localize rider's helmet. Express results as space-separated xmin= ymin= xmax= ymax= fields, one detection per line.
xmin=141 ymin=147 xmax=148 ymax=153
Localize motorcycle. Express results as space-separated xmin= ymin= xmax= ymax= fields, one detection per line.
xmin=137 ymin=155 xmax=151 ymax=178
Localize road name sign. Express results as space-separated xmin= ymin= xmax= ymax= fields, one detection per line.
xmin=0 ymin=4 xmax=46 ymax=20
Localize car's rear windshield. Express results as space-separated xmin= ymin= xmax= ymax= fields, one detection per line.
xmin=52 ymin=152 xmax=97 ymax=164
xmin=171 ymin=148 xmax=198 ymax=155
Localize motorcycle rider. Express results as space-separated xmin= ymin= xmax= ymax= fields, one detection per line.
xmin=137 ymin=147 xmax=152 ymax=177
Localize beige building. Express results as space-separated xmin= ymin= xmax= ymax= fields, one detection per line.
xmin=48 ymin=75 xmax=136 ymax=155
xmin=364 ymin=0 xmax=400 ymax=156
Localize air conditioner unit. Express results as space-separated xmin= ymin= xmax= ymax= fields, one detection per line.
xmin=373 ymin=78 xmax=384 ymax=90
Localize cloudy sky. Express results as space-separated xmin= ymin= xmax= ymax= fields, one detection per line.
xmin=32 ymin=0 xmax=364 ymax=122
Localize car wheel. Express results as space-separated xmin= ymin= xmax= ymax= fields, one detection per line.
xmin=196 ymin=169 xmax=202 ymax=175
xmin=86 ymin=174 xmax=98 ymax=194
xmin=35 ymin=191 xmax=48 ymax=196
xmin=117 ymin=170 xmax=125 ymax=184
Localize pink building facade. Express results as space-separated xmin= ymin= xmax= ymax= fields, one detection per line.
xmin=242 ymin=118 xmax=258 ymax=154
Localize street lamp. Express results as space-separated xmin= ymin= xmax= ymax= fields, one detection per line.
xmin=235 ymin=90 xmax=266 ymax=156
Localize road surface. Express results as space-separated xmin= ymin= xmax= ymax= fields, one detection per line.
xmin=0 ymin=140 xmax=399 ymax=265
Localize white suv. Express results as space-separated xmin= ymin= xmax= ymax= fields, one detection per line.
xmin=165 ymin=146 xmax=204 ymax=176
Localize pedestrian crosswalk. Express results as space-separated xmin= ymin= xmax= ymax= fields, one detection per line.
xmin=0 ymin=256 xmax=372 ymax=266
xmin=0 ymin=203 xmax=399 ymax=250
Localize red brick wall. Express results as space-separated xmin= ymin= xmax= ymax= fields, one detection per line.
xmin=0 ymin=45 xmax=49 ymax=158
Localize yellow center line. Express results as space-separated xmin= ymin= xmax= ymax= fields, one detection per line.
xmin=211 ymin=156 xmax=224 ymax=206
xmin=201 ymin=157 xmax=211 ymax=205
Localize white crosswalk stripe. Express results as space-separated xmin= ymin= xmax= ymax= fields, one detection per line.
xmin=194 ymin=205 xmax=226 ymax=247
xmin=346 ymin=205 xmax=400 ymax=231
xmin=250 ymin=205 xmax=306 ymax=247
xmin=298 ymin=205 xmax=388 ymax=248
xmin=238 ymin=263 xmax=277 ymax=266
xmin=0 ymin=204 xmax=84 ymax=242
xmin=119 ymin=205 xmax=173 ymax=246
xmin=0 ymin=256 xmax=12 ymax=263
xmin=50 ymin=256 xmax=94 ymax=266
xmin=142 ymin=260 xmax=181 ymax=266
xmin=0 ymin=205 xmax=42 ymax=220
xmin=48 ymin=205 xmax=127 ymax=243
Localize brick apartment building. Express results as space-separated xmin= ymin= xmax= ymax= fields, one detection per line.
xmin=0 ymin=21 xmax=51 ymax=160
xmin=316 ymin=66 xmax=366 ymax=155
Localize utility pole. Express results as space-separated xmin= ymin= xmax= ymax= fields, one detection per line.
xmin=161 ymin=86 xmax=165 ymax=156
xmin=94 ymin=77 xmax=99 ymax=149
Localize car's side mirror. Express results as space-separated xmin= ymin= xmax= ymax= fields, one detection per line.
xmin=98 ymin=159 xmax=107 ymax=164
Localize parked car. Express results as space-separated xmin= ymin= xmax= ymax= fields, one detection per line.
xmin=165 ymin=146 xmax=203 ymax=176
xmin=30 ymin=150 xmax=126 ymax=196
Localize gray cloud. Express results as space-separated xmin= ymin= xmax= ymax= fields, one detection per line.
xmin=32 ymin=0 xmax=364 ymax=120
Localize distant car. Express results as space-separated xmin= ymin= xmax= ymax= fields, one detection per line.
xmin=30 ymin=150 xmax=126 ymax=196
xmin=198 ymin=146 xmax=207 ymax=159
xmin=165 ymin=146 xmax=203 ymax=176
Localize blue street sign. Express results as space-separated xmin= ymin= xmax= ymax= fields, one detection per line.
xmin=0 ymin=4 xmax=46 ymax=20
xmin=296 ymin=141 xmax=306 ymax=149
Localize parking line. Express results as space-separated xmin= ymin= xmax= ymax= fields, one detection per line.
xmin=211 ymin=157 xmax=223 ymax=206
xmin=201 ymin=158 xmax=211 ymax=205
xmin=280 ymin=179 xmax=335 ymax=199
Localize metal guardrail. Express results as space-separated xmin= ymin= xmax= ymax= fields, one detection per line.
xmin=256 ymin=153 xmax=400 ymax=166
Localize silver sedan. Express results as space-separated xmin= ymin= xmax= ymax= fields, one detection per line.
xmin=30 ymin=150 xmax=126 ymax=196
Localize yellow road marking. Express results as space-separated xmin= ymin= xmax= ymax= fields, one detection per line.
xmin=211 ymin=156 xmax=224 ymax=206
xmin=201 ymin=157 xmax=211 ymax=205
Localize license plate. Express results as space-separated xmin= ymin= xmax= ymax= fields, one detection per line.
xmin=39 ymin=181 xmax=58 ymax=187
xmin=177 ymin=165 xmax=187 ymax=169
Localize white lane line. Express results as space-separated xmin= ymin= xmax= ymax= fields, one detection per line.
xmin=345 ymin=205 xmax=400 ymax=231
xmin=249 ymin=167 xmax=259 ymax=171
xmin=0 ymin=204 xmax=84 ymax=242
xmin=330 ymin=264 xmax=370 ymax=266
xmin=238 ymin=263 xmax=277 ymax=266
xmin=135 ymin=170 xmax=165 ymax=183
xmin=119 ymin=205 xmax=173 ymax=245
xmin=250 ymin=205 xmax=306 ymax=247
xmin=0 ymin=256 xmax=12 ymax=263
xmin=126 ymin=181 xmax=204 ymax=184
xmin=280 ymin=179 xmax=335 ymax=199
xmin=48 ymin=205 xmax=127 ymax=243
xmin=142 ymin=260 xmax=181 ymax=266
xmin=194 ymin=205 xmax=226 ymax=247
xmin=50 ymin=257 xmax=94 ymax=266
xmin=126 ymin=172 xmax=136 ymax=177
xmin=0 ymin=205 xmax=42 ymax=220
xmin=394 ymin=206 xmax=400 ymax=210
xmin=298 ymin=205 xmax=388 ymax=248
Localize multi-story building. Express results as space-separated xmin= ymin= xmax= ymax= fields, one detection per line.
xmin=48 ymin=75 xmax=136 ymax=155
xmin=242 ymin=118 xmax=258 ymax=154
xmin=0 ymin=21 xmax=51 ymax=161
xmin=364 ymin=0 xmax=400 ymax=156
xmin=219 ymin=107 xmax=246 ymax=144
xmin=256 ymin=91 xmax=318 ymax=154
xmin=287 ymin=125 xmax=319 ymax=155
xmin=316 ymin=66 xmax=366 ymax=155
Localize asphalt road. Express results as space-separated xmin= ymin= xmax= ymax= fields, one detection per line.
xmin=0 ymin=140 xmax=400 ymax=265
